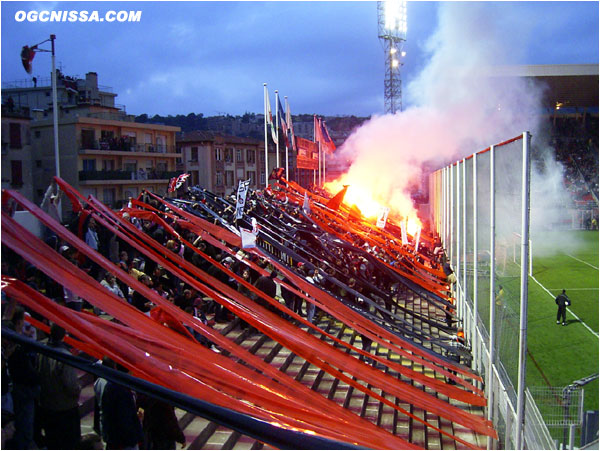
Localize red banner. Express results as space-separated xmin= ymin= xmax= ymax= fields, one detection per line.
xmin=295 ymin=136 xmax=318 ymax=170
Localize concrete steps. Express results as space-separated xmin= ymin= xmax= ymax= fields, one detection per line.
xmin=75 ymin=303 xmax=488 ymax=449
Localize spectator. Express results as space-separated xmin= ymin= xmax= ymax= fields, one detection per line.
xmin=101 ymin=363 xmax=144 ymax=449
xmin=37 ymin=324 xmax=81 ymax=449
xmin=137 ymin=394 xmax=186 ymax=450
xmin=94 ymin=357 xmax=116 ymax=445
xmin=555 ymin=289 xmax=571 ymax=326
xmin=6 ymin=307 xmax=40 ymax=449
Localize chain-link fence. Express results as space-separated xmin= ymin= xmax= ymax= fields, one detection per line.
xmin=430 ymin=132 xmax=558 ymax=449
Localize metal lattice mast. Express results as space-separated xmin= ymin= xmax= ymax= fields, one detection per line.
xmin=377 ymin=1 xmax=407 ymax=114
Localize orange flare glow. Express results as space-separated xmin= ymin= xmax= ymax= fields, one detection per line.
xmin=324 ymin=174 xmax=422 ymax=234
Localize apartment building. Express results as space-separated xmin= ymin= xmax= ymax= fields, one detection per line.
xmin=2 ymin=72 xmax=181 ymax=211
xmin=177 ymin=131 xmax=274 ymax=197
xmin=1 ymin=104 xmax=34 ymax=200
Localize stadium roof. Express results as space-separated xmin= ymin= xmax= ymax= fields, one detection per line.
xmin=491 ymin=64 xmax=599 ymax=109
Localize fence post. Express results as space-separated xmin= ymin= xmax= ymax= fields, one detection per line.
xmin=462 ymin=159 xmax=468 ymax=337
xmin=456 ymin=162 xmax=462 ymax=319
xmin=516 ymin=131 xmax=532 ymax=450
xmin=472 ymin=152 xmax=479 ymax=372
xmin=487 ymin=144 xmax=497 ymax=451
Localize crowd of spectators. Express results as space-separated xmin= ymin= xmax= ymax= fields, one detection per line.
xmin=0 ymin=175 xmax=454 ymax=449
xmin=549 ymin=114 xmax=599 ymax=204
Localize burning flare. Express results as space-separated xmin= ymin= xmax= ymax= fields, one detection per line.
xmin=324 ymin=173 xmax=421 ymax=234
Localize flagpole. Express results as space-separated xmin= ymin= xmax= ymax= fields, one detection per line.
xmin=275 ymin=90 xmax=280 ymax=169
xmin=48 ymin=35 xmax=61 ymax=220
xmin=284 ymin=96 xmax=290 ymax=180
xmin=263 ymin=83 xmax=268 ymax=188
xmin=314 ymin=115 xmax=320 ymax=187
xmin=322 ymin=121 xmax=327 ymax=186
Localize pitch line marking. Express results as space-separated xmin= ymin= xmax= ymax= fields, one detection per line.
xmin=566 ymin=254 xmax=599 ymax=270
xmin=548 ymin=288 xmax=599 ymax=291
xmin=530 ymin=275 xmax=599 ymax=340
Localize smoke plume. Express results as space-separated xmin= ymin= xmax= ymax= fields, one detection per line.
xmin=331 ymin=2 xmax=577 ymax=251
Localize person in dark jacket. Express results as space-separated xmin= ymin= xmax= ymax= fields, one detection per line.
xmin=6 ymin=307 xmax=41 ymax=449
xmin=254 ymin=270 xmax=278 ymax=313
xmin=37 ymin=324 xmax=81 ymax=449
xmin=555 ymin=289 xmax=571 ymax=326
xmin=101 ymin=364 xmax=143 ymax=449
xmin=137 ymin=394 xmax=185 ymax=449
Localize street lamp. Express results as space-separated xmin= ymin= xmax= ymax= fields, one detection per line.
xmin=21 ymin=34 xmax=61 ymax=218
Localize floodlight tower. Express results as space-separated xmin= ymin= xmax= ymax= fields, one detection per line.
xmin=377 ymin=0 xmax=407 ymax=114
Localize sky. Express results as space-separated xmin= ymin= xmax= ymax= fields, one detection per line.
xmin=1 ymin=1 xmax=598 ymax=118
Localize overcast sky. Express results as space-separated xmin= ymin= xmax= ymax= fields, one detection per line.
xmin=1 ymin=1 xmax=598 ymax=117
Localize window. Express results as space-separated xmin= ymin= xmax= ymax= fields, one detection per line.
xmin=102 ymin=188 xmax=116 ymax=207
xmin=260 ymin=172 xmax=265 ymax=185
xmin=246 ymin=149 xmax=256 ymax=164
xmin=102 ymin=160 xmax=115 ymax=171
xmin=236 ymin=149 xmax=243 ymax=162
xmin=215 ymin=171 xmax=223 ymax=186
xmin=124 ymin=160 xmax=137 ymax=172
xmin=156 ymin=162 xmax=167 ymax=173
xmin=215 ymin=147 xmax=222 ymax=161
xmin=224 ymin=148 xmax=233 ymax=162
xmin=9 ymin=123 xmax=22 ymax=149
xmin=35 ymin=160 xmax=42 ymax=168
xmin=11 ymin=160 xmax=23 ymax=186
xmin=83 ymin=159 xmax=96 ymax=171
xmin=246 ymin=171 xmax=256 ymax=185
xmin=34 ymin=131 xmax=41 ymax=139
xmin=225 ymin=170 xmax=234 ymax=187
xmin=190 ymin=147 xmax=198 ymax=162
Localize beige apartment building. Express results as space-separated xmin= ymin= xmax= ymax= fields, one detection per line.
xmin=177 ymin=131 xmax=272 ymax=197
xmin=1 ymin=104 xmax=35 ymax=201
xmin=30 ymin=115 xmax=180 ymax=208
xmin=2 ymin=72 xmax=181 ymax=212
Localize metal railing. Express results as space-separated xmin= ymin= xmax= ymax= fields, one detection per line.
xmin=79 ymin=140 xmax=176 ymax=154
xmin=79 ymin=170 xmax=180 ymax=182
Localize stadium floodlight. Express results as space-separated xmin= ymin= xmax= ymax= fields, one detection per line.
xmin=377 ymin=1 xmax=407 ymax=114
xmin=383 ymin=0 xmax=407 ymax=39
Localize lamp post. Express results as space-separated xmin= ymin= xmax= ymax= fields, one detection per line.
xmin=22 ymin=34 xmax=61 ymax=218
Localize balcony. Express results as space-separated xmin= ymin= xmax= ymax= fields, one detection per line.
xmin=79 ymin=169 xmax=181 ymax=185
xmin=79 ymin=140 xmax=177 ymax=155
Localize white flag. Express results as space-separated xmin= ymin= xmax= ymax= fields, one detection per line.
xmin=240 ymin=227 xmax=257 ymax=248
xmin=265 ymin=87 xmax=278 ymax=143
xmin=400 ymin=218 xmax=408 ymax=245
xmin=235 ymin=178 xmax=251 ymax=219
xmin=415 ymin=226 xmax=422 ymax=252
xmin=376 ymin=207 xmax=390 ymax=229
xmin=302 ymin=191 xmax=311 ymax=215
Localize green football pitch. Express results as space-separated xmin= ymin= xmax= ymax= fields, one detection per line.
xmin=489 ymin=230 xmax=599 ymax=420
xmin=526 ymin=230 xmax=599 ymax=412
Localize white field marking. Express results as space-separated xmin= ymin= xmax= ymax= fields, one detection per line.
xmin=530 ymin=275 xmax=599 ymax=340
xmin=566 ymin=254 xmax=599 ymax=270
xmin=548 ymin=288 xmax=599 ymax=291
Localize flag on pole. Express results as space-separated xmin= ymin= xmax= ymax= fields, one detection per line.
xmin=415 ymin=226 xmax=422 ymax=252
xmin=235 ymin=178 xmax=251 ymax=219
xmin=319 ymin=119 xmax=336 ymax=154
xmin=286 ymin=99 xmax=296 ymax=152
xmin=20 ymin=45 xmax=36 ymax=74
xmin=376 ymin=207 xmax=390 ymax=229
xmin=400 ymin=218 xmax=408 ymax=245
xmin=240 ymin=227 xmax=257 ymax=248
xmin=302 ymin=191 xmax=311 ymax=215
xmin=278 ymin=98 xmax=289 ymax=148
xmin=168 ymin=173 xmax=190 ymax=193
xmin=326 ymin=185 xmax=349 ymax=211
xmin=265 ymin=87 xmax=278 ymax=143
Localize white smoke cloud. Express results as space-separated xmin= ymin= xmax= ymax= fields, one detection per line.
xmin=331 ymin=2 xmax=578 ymax=252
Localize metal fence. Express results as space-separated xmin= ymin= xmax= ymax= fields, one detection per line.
xmin=429 ymin=132 xmax=564 ymax=449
